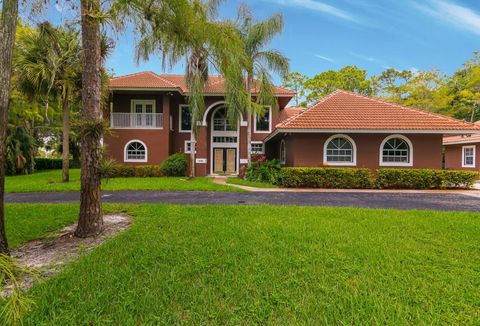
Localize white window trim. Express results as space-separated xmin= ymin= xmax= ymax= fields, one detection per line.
xmin=130 ymin=99 xmax=156 ymax=113
xmin=124 ymin=139 xmax=148 ymax=163
xmin=462 ymin=145 xmax=476 ymax=168
xmin=254 ymin=106 xmax=272 ymax=134
xmin=379 ymin=134 xmax=413 ymax=167
xmin=179 ymin=104 xmax=192 ymax=133
xmin=251 ymin=141 xmax=264 ymax=154
xmin=279 ymin=139 xmax=286 ymax=164
xmin=323 ymin=134 xmax=357 ymax=166
xmin=184 ymin=140 xmax=197 ymax=154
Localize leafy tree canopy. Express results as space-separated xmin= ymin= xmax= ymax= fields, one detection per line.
xmin=283 ymin=53 xmax=480 ymax=122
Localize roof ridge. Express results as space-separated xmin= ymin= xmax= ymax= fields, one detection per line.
xmin=153 ymin=73 xmax=181 ymax=88
xmin=111 ymin=71 xmax=156 ymax=80
xmin=279 ymin=90 xmax=342 ymax=128
xmin=337 ymin=90 xmax=480 ymax=129
xmin=111 ymin=71 xmax=180 ymax=89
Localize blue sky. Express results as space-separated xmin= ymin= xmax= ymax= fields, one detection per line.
xmin=51 ymin=0 xmax=480 ymax=79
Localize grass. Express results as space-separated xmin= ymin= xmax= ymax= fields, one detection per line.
xmin=5 ymin=169 xmax=242 ymax=193
xmin=6 ymin=204 xmax=79 ymax=248
xmin=7 ymin=203 xmax=480 ymax=324
xmin=226 ymin=177 xmax=277 ymax=188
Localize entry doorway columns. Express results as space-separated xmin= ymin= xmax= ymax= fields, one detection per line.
xmin=195 ymin=124 xmax=208 ymax=176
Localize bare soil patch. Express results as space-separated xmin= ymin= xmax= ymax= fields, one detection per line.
xmin=10 ymin=214 xmax=131 ymax=289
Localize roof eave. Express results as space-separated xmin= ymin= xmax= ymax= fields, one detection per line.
xmin=265 ymin=128 xmax=480 ymax=143
xmin=109 ymin=86 xmax=184 ymax=94
xmin=443 ymin=139 xmax=480 ymax=145
xmin=109 ymin=87 xmax=294 ymax=98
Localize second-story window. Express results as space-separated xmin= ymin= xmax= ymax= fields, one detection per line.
xmin=131 ymin=100 xmax=156 ymax=127
xmin=179 ymin=105 xmax=192 ymax=132
xmin=255 ymin=106 xmax=271 ymax=133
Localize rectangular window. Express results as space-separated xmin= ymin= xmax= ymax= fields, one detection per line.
xmin=462 ymin=145 xmax=476 ymax=168
xmin=131 ymin=100 xmax=156 ymax=127
xmin=254 ymin=106 xmax=271 ymax=133
xmin=251 ymin=142 xmax=264 ymax=154
xmin=184 ymin=140 xmax=196 ymax=154
xmin=179 ymin=105 xmax=192 ymax=132
xmin=213 ymin=136 xmax=237 ymax=143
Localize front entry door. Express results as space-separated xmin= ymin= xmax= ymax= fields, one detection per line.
xmin=213 ymin=148 xmax=237 ymax=174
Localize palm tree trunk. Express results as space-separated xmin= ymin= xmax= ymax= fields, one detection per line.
xmin=0 ymin=0 xmax=18 ymax=254
xmin=75 ymin=0 xmax=104 ymax=238
xmin=246 ymin=75 xmax=253 ymax=163
xmin=62 ymin=94 xmax=70 ymax=182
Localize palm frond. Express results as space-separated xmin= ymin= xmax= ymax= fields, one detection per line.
xmin=245 ymin=13 xmax=283 ymax=57
xmin=255 ymin=49 xmax=289 ymax=79
xmin=255 ymin=67 xmax=278 ymax=110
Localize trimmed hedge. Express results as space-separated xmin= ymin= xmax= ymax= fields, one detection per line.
xmin=276 ymin=167 xmax=479 ymax=189
xmin=277 ymin=167 xmax=374 ymax=189
xmin=376 ymin=169 xmax=479 ymax=189
xmin=102 ymin=164 xmax=163 ymax=178
xmin=34 ymin=158 xmax=80 ymax=170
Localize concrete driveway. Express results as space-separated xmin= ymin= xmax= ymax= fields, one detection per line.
xmin=6 ymin=190 xmax=480 ymax=212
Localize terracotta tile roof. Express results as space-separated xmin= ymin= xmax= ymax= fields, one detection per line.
xmin=110 ymin=71 xmax=295 ymax=96
xmin=443 ymin=134 xmax=480 ymax=145
xmin=275 ymin=107 xmax=304 ymax=126
xmin=277 ymin=90 xmax=480 ymax=133
xmin=109 ymin=71 xmax=179 ymax=89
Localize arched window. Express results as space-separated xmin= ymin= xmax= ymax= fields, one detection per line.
xmin=124 ymin=140 xmax=147 ymax=162
xmin=380 ymin=135 xmax=412 ymax=166
xmin=279 ymin=140 xmax=286 ymax=164
xmin=212 ymin=107 xmax=235 ymax=131
xmin=323 ymin=134 xmax=356 ymax=166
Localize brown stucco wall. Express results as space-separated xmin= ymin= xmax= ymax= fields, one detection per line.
xmin=444 ymin=143 xmax=480 ymax=170
xmin=104 ymin=129 xmax=167 ymax=165
xmin=111 ymin=92 xmax=165 ymax=113
xmin=104 ymin=91 xmax=171 ymax=165
xmin=267 ymin=133 xmax=443 ymax=170
xmin=106 ymin=90 xmax=286 ymax=175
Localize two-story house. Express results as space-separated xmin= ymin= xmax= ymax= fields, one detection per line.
xmin=105 ymin=71 xmax=295 ymax=176
xmin=105 ymin=71 xmax=480 ymax=176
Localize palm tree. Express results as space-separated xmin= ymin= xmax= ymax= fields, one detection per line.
xmin=75 ymin=0 xmax=104 ymax=238
xmin=15 ymin=22 xmax=82 ymax=183
xmin=236 ymin=5 xmax=289 ymax=162
xmin=134 ymin=0 xmax=248 ymax=177
xmin=0 ymin=0 xmax=19 ymax=254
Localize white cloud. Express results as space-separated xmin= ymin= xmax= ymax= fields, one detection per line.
xmin=314 ymin=54 xmax=335 ymax=63
xmin=414 ymin=0 xmax=480 ymax=35
xmin=270 ymin=0 xmax=357 ymax=22
xmin=349 ymin=52 xmax=375 ymax=62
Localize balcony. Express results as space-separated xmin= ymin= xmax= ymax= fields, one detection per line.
xmin=110 ymin=113 xmax=163 ymax=129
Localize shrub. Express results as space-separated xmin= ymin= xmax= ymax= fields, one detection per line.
xmin=34 ymin=158 xmax=62 ymax=170
xmin=160 ymin=153 xmax=189 ymax=177
xmin=376 ymin=169 xmax=479 ymax=189
xmin=100 ymin=160 xmax=162 ymax=178
xmin=6 ymin=124 xmax=36 ymax=175
xmin=277 ymin=167 xmax=374 ymax=188
xmin=34 ymin=158 xmax=80 ymax=171
xmin=245 ymin=159 xmax=281 ymax=184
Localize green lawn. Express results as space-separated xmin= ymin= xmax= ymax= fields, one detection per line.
xmin=6 ymin=204 xmax=79 ymax=248
xmin=226 ymin=177 xmax=278 ymax=188
xmin=5 ymin=169 xmax=242 ymax=193
xmin=7 ymin=203 xmax=480 ymax=324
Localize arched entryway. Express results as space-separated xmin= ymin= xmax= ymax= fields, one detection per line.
xmin=210 ymin=106 xmax=239 ymax=175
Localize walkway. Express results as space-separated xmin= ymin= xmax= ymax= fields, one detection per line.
xmin=6 ymin=190 xmax=480 ymax=212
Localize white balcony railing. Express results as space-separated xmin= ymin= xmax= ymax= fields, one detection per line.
xmin=110 ymin=113 xmax=163 ymax=129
